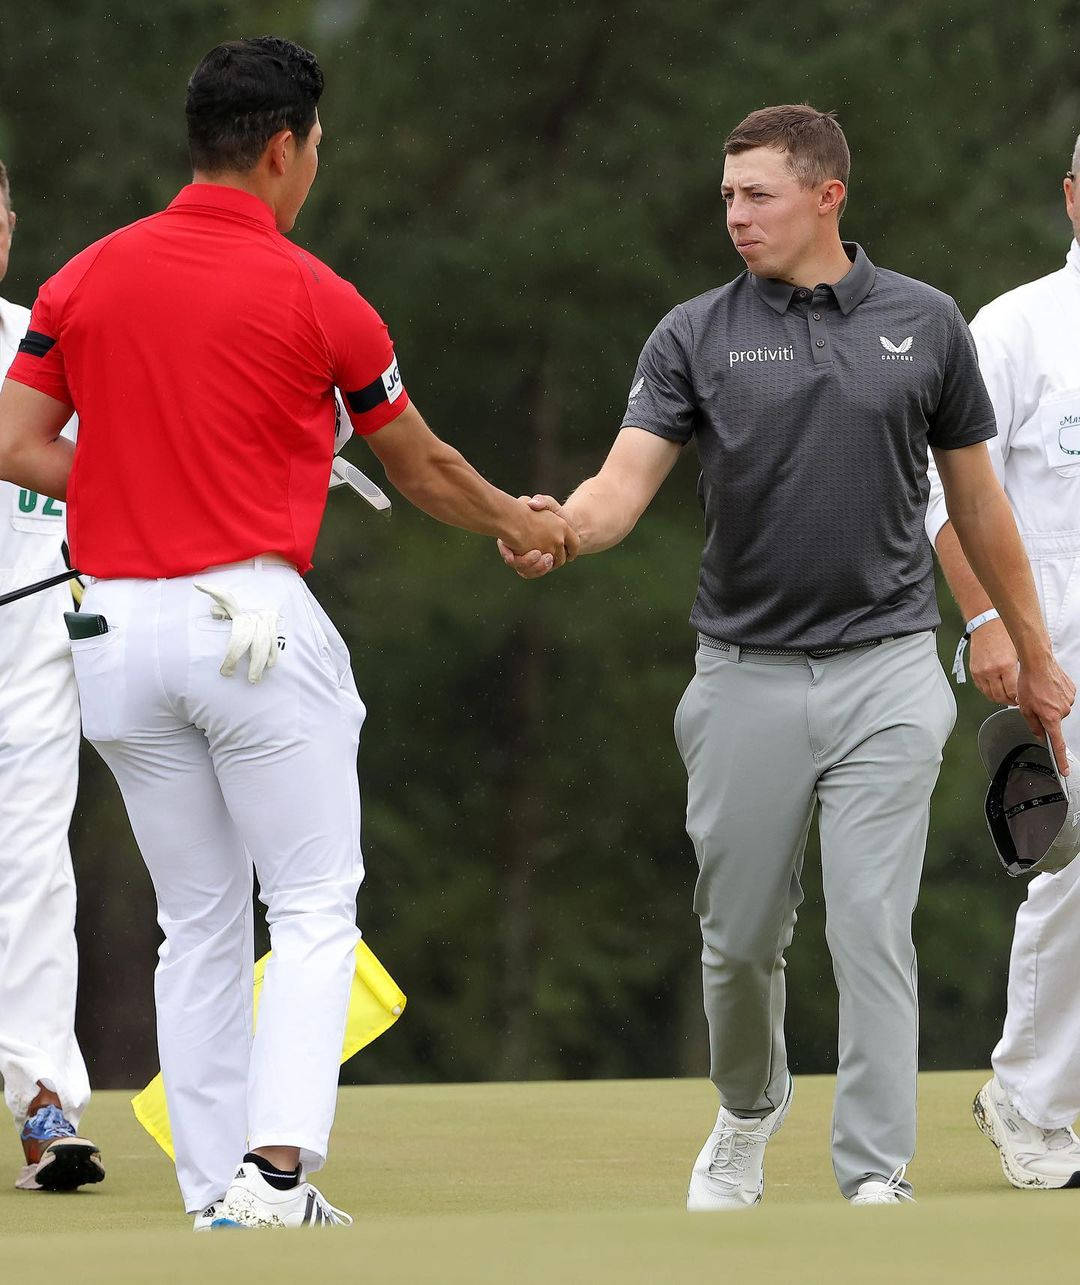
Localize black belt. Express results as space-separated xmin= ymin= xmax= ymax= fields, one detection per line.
xmin=698 ymin=633 xmax=895 ymax=660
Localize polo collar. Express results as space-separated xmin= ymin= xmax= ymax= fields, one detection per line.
xmin=168 ymin=183 xmax=278 ymax=230
xmin=1068 ymin=239 xmax=1080 ymax=278
xmin=752 ymin=242 xmax=876 ymax=316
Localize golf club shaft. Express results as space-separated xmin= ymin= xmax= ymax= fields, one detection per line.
xmin=0 ymin=568 xmax=83 ymax=608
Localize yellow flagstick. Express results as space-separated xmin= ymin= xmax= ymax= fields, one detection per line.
xmin=131 ymin=939 xmax=405 ymax=1160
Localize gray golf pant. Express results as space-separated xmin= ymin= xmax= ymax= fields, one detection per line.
xmin=674 ymin=631 xmax=955 ymax=1198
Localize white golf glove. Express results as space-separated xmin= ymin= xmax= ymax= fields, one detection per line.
xmin=193 ymin=583 xmax=281 ymax=684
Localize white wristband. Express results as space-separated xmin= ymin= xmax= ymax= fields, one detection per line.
xmin=965 ymin=608 xmax=1000 ymax=637
xmin=951 ymin=609 xmax=1002 ymax=685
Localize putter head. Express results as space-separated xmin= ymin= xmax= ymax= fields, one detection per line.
xmin=329 ymin=457 xmax=392 ymax=512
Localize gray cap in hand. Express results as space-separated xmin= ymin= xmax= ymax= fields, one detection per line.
xmin=978 ymin=708 xmax=1080 ymax=877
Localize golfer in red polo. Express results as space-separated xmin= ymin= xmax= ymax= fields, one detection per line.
xmin=0 ymin=36 xmax=575 ymax=1230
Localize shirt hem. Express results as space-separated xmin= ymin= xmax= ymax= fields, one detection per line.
xmin=354 ymin=390 xmax=411 ymax=436
xmin=3 ymin=366 xmax=74 ymax=406
xmin=927 ymin=419 xmax=998 ymax=450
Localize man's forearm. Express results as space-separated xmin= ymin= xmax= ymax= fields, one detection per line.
xmin=497 ymin=425 xmax=679 ymax=573
xmin=934 ymin=520 xmax=994 ymax=622
xmin=949 ymin=491 xmax=1050 ymax=664
xmin=561 ymin=476 xmax=639 ymax=555
xmin=386 ymin=443 xmax=532 ymax=547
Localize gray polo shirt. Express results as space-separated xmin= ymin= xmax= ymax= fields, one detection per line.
xmin=622 ymin=243 xmax=997 ymax=650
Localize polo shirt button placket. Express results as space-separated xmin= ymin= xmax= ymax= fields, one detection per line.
xmin=807 ymin=293 xmax=831 ymax=365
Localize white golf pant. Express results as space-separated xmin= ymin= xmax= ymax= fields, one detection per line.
xmin=74 ymin=557 xmax=365 ymax=1212
xmin=993 ymin=533 xmax=1080 ymax=1128
xmin=0 ymin=573 xmax=89 ymax=1128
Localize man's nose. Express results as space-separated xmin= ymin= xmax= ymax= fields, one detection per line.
xmin=727 ymin=200 xmax=750 ymax=228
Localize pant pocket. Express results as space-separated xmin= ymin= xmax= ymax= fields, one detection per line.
xmin=69 ymin=628 xmax=124 ymax=741
xmin=295 ymin=584 xmax=353 ymax=689
xmin=1035 ymin=556 xmax=1080 ymax=647
xmin=673 ymin=675 xmax=695 ymax=762
xmin=934 ymin=658 xmax=958 ymax=740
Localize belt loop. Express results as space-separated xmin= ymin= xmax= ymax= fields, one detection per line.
xmin=698 ymin=633 xmax=742 ymax=661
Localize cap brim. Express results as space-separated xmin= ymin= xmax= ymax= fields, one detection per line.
xmin=978 ymin=708 xmax=1064 ymax=795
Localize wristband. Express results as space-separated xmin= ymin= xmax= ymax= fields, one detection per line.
xmin=965 ymin=608 xmax=1000 ymax=636
xmin=951 ymin=609 xmax=1002 ymax=685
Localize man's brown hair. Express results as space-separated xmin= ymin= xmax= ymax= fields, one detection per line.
xmin=0 ymin=160 xmax=9 ymax=211
xmin=724 ymin=104 xmax=850 ymax=195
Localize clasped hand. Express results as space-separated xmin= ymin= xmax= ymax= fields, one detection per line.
xmin=498 ymin=495 xmax=577 ymax=579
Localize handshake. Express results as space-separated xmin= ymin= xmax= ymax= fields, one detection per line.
xmin=498 ymin=495 xmax=578 ymax=580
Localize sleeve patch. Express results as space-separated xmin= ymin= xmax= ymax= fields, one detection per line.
xmin=345 ymin=358 xmax=404 ymax=415
xmin=381 ymin=357 xmax=403 ymax=404
xmin=17 ymin=330 xmax=56 ymax=358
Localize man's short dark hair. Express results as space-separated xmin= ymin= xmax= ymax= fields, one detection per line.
xmin=724 ymin=104 xmax=850 ymax=194
xmin=186 ymin=37 xmax=324 ymax=174
xmin=0 ymin=160 xmax=10 ymax=211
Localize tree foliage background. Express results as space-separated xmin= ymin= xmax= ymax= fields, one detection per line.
xmin=2 ymin=0 xmax=1079 ymax=1089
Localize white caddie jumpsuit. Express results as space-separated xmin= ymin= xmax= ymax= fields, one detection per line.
xmin=0 ymin=294 xmax=89 ymax=1127
xmin=926 ymin=239 xmax=1080 ymax=1129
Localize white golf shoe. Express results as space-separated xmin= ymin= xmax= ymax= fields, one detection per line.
xmin=212 ymin=1162 xmax=354 ymax=1229
xmin=851 ymin=1165 xmax=914 ymax=1205
xmin=973 ymin=1076 xmax=1080 ymax=1190
xmin=686 ymin=1074 xmax=793 ymax=1212
xmin=192 ymin=1201 xmax=220 ymax=1231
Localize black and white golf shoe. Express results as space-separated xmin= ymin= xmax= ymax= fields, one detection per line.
xmin=211 ymin=1161 xmax=353 ymax=1229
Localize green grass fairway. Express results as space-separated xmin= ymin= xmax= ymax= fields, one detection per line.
xmin=0 ymin=1071 xmax=1075 ymax=1281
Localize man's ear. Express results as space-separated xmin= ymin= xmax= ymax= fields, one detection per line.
xmin=264 ymin=129 xmax=295 ymax=178
xmin=819 ymin=179 xmax=846 ymax=217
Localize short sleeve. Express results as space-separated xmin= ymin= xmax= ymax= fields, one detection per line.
xmin=5 ymin=277 xmax=73 ymax=406
xmin=926 ymin=302 xmax=997 ymax=451
xmin=313 ymin=271 xmax=409 ymax=437
xmin=619 ymin=306 xmax=696 ymax=444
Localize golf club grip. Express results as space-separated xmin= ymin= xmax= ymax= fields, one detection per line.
xmin=0 ymin=568 xmax=83 ymax=608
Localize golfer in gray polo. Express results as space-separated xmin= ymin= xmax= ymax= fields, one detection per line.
xmin=501 ymin=103 xmax=1075 ymax=1207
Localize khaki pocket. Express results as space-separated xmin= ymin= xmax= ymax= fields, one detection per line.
xmin=673 ymin=677 xmax=694 ymax=760
xmin=933 ymin=660 xmax=958 ymax=740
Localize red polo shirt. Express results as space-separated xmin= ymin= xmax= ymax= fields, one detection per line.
xmin=6 ymin=184 xmax=409 ymax=578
